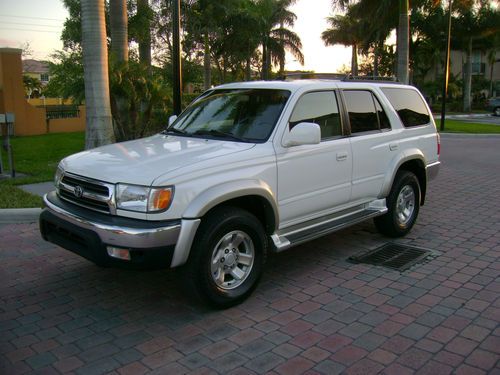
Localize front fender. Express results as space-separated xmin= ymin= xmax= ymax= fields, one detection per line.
xmin=182 ymin=179 xmax=279 ymax=224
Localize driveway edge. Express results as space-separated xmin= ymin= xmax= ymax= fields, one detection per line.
xmin=0 ymin=208 xmax=41 ymax=224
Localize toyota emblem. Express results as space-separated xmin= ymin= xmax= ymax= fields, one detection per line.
xmin=74 ymin=185 xmax=84 ymax=198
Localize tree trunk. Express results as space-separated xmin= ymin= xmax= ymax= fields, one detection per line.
xmin=397 ymin=0 xmax=409 ymax=84
xmin=109 ymin=0 xmax=128 ymax=62
xmin=463 ymin=37 xmax=473 ymax=112
xmin=279 ymin=21 xmax=285 ymax=77
xmin=81 ymin=0 xmax=115 ymax=149
xmin=262 ymin=40 xmax=268 ymax=80
xmin=245 ymin=57 xmax=251 ymax=81
xmin=137 ymin=0 xmax=152 ymax=69
xmin=490 ymin=63 xmax=494 ymax=97
xmin=351 ymin=44 xmax=358 ymax=76
xmin=374 ymin=39 xmax=382 ymax=77
xmin=203 ymin=33 xmax=211 ymax=90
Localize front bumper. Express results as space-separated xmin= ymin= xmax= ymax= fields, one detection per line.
xmin=40 ymin=191 xmax=182 ymax=269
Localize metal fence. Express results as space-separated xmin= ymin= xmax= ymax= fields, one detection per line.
xmin=38 ymin=105 xmax=80 ymax=120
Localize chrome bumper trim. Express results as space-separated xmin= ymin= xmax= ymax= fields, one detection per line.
xmin=426 ymin=161 xmax=440 ymax=181
xmin=42 ymin=194 xmax=181 ymax=249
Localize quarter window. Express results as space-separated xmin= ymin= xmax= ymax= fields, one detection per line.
xmin=343 ymin=90 xmax=390 ymax=133
xmin=381 ymin=88 xmax=430 ymax=127
xmin=289 ymin=91 xmax=342 ymax=140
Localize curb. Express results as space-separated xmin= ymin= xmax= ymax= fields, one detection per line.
xmin=0 ymin=208 xmax=42 ymax=224
xmin=440 ymin=132 xmax=500 ymax=138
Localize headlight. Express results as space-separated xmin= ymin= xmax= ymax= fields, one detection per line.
xmin=54 ymin=166 xmax=64 ymax=187
xmin=115 ymin=184 xmax=173 ymax=213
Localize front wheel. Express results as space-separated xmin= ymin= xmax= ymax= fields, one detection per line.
xmin=184 ymin=207 xmax=267 ymax=308
xmin=494 ymin=107 xmax=500 ymax=117
xmin=375 ymin=171 xmax=421 ymax=237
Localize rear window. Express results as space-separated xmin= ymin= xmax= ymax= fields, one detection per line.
xmin=381 ymin=88 xmax=431 ymax=127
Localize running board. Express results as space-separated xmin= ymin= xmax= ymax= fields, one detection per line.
xmin=271 ymin=200 xmax=387 ymax=253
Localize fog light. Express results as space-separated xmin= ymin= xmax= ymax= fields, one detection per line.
xmin=107 ymin=246 xmax=131 ymax=261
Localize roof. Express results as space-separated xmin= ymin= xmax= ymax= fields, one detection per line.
xmin=216 ymin=79 xmax=408 ymax=94
xmin=22 ymin=59 xmax=49 ymax=74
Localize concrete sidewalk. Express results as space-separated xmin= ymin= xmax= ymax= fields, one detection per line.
xmin=0 ymin=182 xmax=52 ymax=223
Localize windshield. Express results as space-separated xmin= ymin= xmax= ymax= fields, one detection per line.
xmin=168 ymin=89 xmax=291 ymax=142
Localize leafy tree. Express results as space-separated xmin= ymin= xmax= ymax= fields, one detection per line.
xmin=44 ymin=50 xmax=85 ymax=104
xmin=110 ymin=60 xmax=170 ymax=140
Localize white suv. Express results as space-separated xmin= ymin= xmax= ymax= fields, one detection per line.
xmin=40 ymin=79 xmax=440 ymax=307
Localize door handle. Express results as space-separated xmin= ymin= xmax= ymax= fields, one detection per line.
xmin=336 ymin=152 xmax=348 ymax=161
xmin=389 ymin=143 xmax=399 ymax=151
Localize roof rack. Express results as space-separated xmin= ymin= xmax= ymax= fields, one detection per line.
xmin=283 ymin=72 xmax=347 ymax=81
xmin=282 ymin=72 xmax=400 ymax=84
xmin=342 ymin=75 xmax=400 ymax=83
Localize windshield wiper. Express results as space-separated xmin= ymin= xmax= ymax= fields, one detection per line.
xmin=192 ymin=129 xmax=247 ymax=142
xmin=163 ymin=127 xmax=189 ymax=136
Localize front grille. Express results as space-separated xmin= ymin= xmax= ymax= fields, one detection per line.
xmin=58 ymin=174 xmax=113 ymax=214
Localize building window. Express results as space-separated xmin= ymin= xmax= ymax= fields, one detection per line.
xmin=40 ymin=73 xmax=49 ymax=82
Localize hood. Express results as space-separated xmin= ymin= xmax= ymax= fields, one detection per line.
xmin=61 ymin=134 xmax=255 ymax=185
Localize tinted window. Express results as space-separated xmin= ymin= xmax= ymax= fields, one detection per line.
xmin=381 ymin=88 xmax=431 ymax=127
xmin=375 ymin=97 xmax=390 ymax=129
xmin=171 ymin=89 xmax=290 ymax=142
xmin=289 ymin=91 xmax=342 ymax=139
xmin=343 ymin=90 xmax=379 ymax=133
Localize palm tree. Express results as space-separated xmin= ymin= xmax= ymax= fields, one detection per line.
xmin=256 ymin=0 xmax=304 ymax=79
xmin=454 ymin=3 xmax=500 ymax=111
xmin=137 ymin=0 xmax=152 ymax=68
xmin=23 ymin=75 xmax=43 ymax=99
xmin=109 ymin=0 xmax=128 ymax=62
xmin=322 ymin=10 xmax=366 ymax=75
xmin=397 ymin=0 xmax=409 ymax=83
xmin=81 ymin=0 xmax=115 ymax=149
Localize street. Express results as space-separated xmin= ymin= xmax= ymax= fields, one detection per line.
xmin=1 ymin=134 xmax=499 ymax=374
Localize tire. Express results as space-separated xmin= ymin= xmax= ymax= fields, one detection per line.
xmin=494 ymin=107 xmax=500 ymax=117
xmin=184 ymin=206 xmax=267 ymax=308
xmin=375 ymin=170 xmax=421 ymax=237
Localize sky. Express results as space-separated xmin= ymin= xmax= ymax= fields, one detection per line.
xmin=0 ymin=0 xmax=351 ymax=72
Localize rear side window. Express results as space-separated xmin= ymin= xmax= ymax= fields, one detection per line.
xmin=343 ymin=90 xmax=390 ymax=134
xmin=381 ymin=88 xmax=431 ymax=127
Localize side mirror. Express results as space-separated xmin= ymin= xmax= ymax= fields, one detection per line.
xmin=283 ymin=122 xmax=321 ymax=147
xmin=168 ymin=115 xmax=178 ymax=126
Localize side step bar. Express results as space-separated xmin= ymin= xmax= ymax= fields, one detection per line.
xmin=271 ymin=200 xmax=387 ymax=253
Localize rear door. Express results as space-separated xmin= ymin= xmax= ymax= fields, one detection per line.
xmin=341 ymin=89 xmax=400 ymax=201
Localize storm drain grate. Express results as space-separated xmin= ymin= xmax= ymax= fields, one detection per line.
xmin=348 ymin=243 xmax=434 ymax=272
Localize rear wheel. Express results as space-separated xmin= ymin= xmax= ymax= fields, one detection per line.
xmin=184 ymin=207 xmax=267 ymax=308
xmin=375 ymin=171 xmax=421 ymax=237
xmin=494 ymin=107 xmax=500 ymax=116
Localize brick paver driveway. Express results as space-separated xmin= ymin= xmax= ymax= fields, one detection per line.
xmin=1 ymin=134 xmax=499 ymax=374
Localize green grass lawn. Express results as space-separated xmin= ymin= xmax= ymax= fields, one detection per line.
xmin=1 ymin=132 xmax=84 ymax=208
xmin=436 ymin=120 xmax=500 ymax=134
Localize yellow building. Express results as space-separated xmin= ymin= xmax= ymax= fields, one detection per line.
xmin=22 ymin=59 xmax=50 ymax=85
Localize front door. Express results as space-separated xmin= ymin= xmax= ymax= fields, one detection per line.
xmin=276 ymin=90 xmax=352 ymax=228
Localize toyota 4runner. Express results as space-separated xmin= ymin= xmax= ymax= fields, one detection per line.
xmin=40 ymin=79 xmax=440 ymax=307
